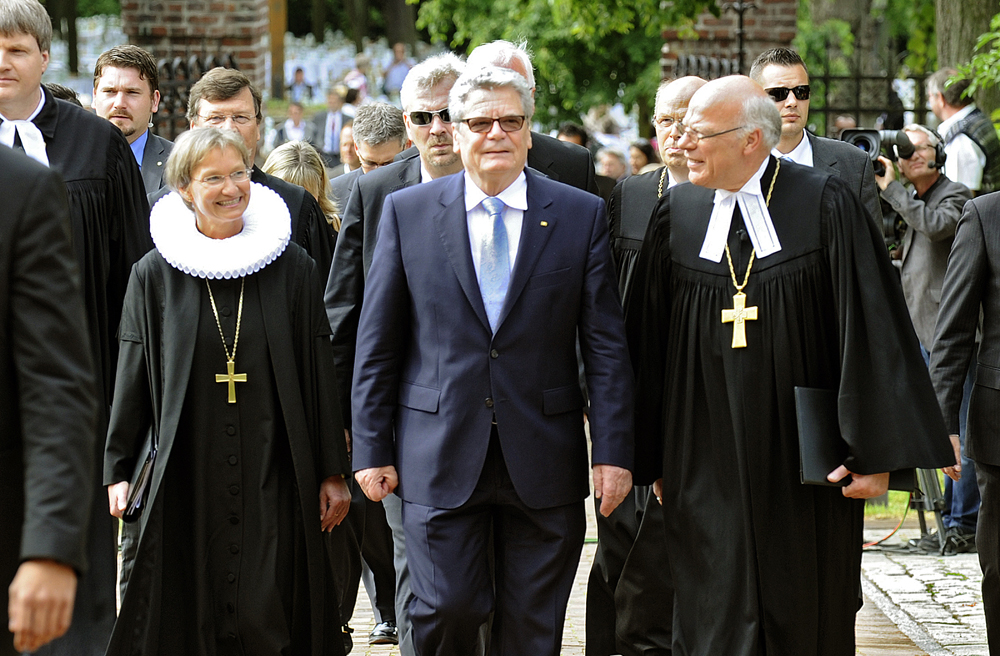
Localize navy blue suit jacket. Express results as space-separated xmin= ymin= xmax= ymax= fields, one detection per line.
xmin=351 ymin=169 xmax=633 ymax=510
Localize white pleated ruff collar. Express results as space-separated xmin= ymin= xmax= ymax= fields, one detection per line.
xmin=150 ymin=182 xmax=291 ymax=279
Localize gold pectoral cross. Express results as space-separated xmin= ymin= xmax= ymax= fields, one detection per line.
xmin=216 ymin=359 xmax=247 ymax=404
xmin=721 ymin=291 xmax=757 ymax=349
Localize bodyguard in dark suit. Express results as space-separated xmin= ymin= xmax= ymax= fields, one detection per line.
xmin=0 ymin=145 xmax=98 ymax=656
xmin=92 ymin=45 xmax=173 ymax=196
xmin=929 ymin=191 xmax=1000 ymax=653
xmin=313 ymin=86 xmax=351 ymax=167
xmin=750 ymin=48 xmax=883 ymax=226
xmin=351 ymin=67 xmax=633 ymax=655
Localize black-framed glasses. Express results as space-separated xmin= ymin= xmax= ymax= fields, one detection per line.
xmin=408 ymin=108 xmax=451 ymax=125
xmin=461 ymin=115 xmax=526 ymax=134
xmin=194 ymin=169 xmax=252 ymax=188
xmin=764 ymin=85 xmax=811 ymax=102
xmin=197 ymin=113 xmax=255 ymax=126
xmin=676 ymin=123 xmax=746 ymax=144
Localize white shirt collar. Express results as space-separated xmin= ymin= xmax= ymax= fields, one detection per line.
xmin=938 ymin=104 xmax=976 ymax=137
xmin=463 ymin=171 xmax=528 ymax=212
xmin=0 ymin=90 xmax=47 ymax=166
xmin=772 ymin=131 xmax=813 ymax=167
xmin=699 ymin=157 xmax=782 ymax=262
xmin=150 ymin=182 xmax=291 ymax=279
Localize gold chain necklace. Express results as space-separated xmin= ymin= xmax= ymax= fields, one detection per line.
xmin=206 ymin=277 xmax=247 ymax=403
xmin=721 ymin=159 xmax=780 ymax=349
xmin=657 ymin=166 xmax=668 ymax=198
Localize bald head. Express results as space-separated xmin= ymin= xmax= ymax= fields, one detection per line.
xmin=654 ymin=76 xmax=707 ymax=177
xmin=681 ymin=76 xmax=781 ymax=192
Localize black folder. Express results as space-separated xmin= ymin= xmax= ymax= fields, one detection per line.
xmin=794 ymin=386 xmax=917 ymax=492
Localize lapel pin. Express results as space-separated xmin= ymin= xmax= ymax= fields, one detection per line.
xmin=540 ymin=221 xmax=548 ymax=227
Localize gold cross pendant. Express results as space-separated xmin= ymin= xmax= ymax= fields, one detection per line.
xmin=216 ymin=359 xmax=247 ymax=403
xmin=721 ymin=291 xmax=758 ymax=349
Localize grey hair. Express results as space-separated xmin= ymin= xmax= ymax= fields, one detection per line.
xmin=653 ymin=79 xmax=674 ymax=116
xmin=740 ymin=94 xmax=782 ymax=150
xmin=0 ymin=0 xmax=52 ymax=53
xmin=467 ymin=39 xmax=535 ymax=89
xmin=165 ymin=128 xmax=251 ymax=209
xmin=449 ymin=66 xmax=534 ymax=124
xmin=351 ymin=102 xmax=407 ymax=148
xmin=400 ymin=52 xmax=466 ymax=112
xmin=903 ymin=123 xmax=942 ymax=148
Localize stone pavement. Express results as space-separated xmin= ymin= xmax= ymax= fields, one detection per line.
xmin=344 ymin=515 xmax=988 ymax=656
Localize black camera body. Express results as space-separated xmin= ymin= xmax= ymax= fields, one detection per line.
xmin=841 ymin=129 xmax=915 ymax=176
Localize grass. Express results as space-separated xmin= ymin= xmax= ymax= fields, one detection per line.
xmin=864 ymin=490 xmax=912 ymax=520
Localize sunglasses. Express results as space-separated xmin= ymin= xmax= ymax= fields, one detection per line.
xmin=764 ymin=85 xmax=811 ymax=102
xmin=408 ymin=108 xmax=451 ymax=125
xmin=461 ymin=115 xmax=526 ymax=134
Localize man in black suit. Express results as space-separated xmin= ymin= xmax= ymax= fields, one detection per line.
xmin=750 ymin=48 xmax=883 ymax=226
xmin=93 ymin=45 xmax=173 ymax=196
xmin=0 ymin=145 xmax=98 ymax=656
xmin=313 ymin=85 xmax=351 ymax=167
xmin=328 ymin=102 xmax=409 ymax=212
xmin=326 ymin=51 xmax=466 ymax=656
xmin=930 ymin=192 xmax=1000 ymax=653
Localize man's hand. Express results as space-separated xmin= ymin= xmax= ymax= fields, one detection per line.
xmin=107 ymin=481 xmax=129 ymax=519
xmin=355 ymin=466 xmax=398 ymax=503
xmin=874 ymin=156 xmax=895 ymax=190
xmin=8 ymin=559 xmax=76 ymax=653
xmin=943 ymin=433 xmax=963 ymax=482
xmin=593 ymin=464 xmax=632 ymax=517
xmin=319 ymin=476 xmax=352 ymax=531
xmin=827 ymin=465 xmax=890 ymax=499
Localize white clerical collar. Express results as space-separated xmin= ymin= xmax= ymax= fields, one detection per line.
xmin=772 ymin=131 xmax=813 ymax=167
xmin=463 ymin=171 xmax=528 ymax=212
xmin=667 ymin=168 xmax=681 ymax=189
xmin=0 ymin=90 xmax=48 ymax=165
xmin=699 ymin=157 xmax=781 ymax=262
xmin=150 ymin=182 xmax=291 ymax=279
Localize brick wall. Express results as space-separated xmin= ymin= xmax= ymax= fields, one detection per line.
xmin=662 ymin=0 xmax=797 ymax=77
xmin=121 ymin=0 xmax=268 ymax=90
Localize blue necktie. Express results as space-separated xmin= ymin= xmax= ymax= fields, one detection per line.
xmin=479 ymin=197 xmax=510 ymax=332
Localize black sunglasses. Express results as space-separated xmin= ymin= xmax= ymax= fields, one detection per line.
xmin=408 ymin=108 xmax=451 ymax=125
xmin=765 ymin=85 xmax=811 ymax=102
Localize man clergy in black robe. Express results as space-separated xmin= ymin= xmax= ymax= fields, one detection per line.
xmin=0 ymin=3 xmax=152 ymax=653
xmin=626 ymin=76 xmax=957 ymax=656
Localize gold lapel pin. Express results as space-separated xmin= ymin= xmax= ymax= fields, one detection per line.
xmin=540 ymin=221 xmax=548 ymax=227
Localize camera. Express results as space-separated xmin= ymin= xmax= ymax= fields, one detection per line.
xmin=840 ymin=129 xmax=915 ymax=176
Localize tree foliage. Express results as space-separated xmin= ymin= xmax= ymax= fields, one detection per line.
xmin=413 ymin=0 xmax=721 ymax=130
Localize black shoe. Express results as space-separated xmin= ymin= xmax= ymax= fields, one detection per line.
xmin=342 ymin=625 xmax=354 ymax=654
xmin=944 ymin=527 xmax=977 ymax=554
xmin=369 ymin=620 xmax=399 ymax=645
xmin=914 ymin=530 xmax=946 ymax=553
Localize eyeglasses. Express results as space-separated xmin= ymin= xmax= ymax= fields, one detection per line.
xmin=676 ymin=123 xmax=746 ymax=144
xmin=197 ymin=114 xmax=255 ymax=126
xmin=460 ymin=115 xmax=526 ymax=134
xmin=764 ymin=85 xmax=811 ymax=102
xmin=194 ymin=169 xmax=251 ymax=187
xmin=408 ymin=108 xmax=451 ymax=125
xmin=652 ymin=115 xmax=683 ymax=130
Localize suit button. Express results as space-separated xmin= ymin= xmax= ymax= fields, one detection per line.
xmin=228 ymin=455 xmax=238 ymax=465
xmin=222 ymin=307 xmax=232 ymax=317
xmin=226 ymin=426 xmax=236 ymax=436
xmin=227 ymin=603 xmax=235 ymax=613
xmin=227 ymin=573 xmax=236 ymax=583
xmin=229 ymin=515 xmax=239 ymax=525
xmin=490 ymin=349 xmax=499 ymax=359
xmin=230 ymin=544 xmax=239 ymax=554
xmin=229 ymin=485 xmax=240 ymax=495
xmin=485 ymin=398 xmax=494 ymax=408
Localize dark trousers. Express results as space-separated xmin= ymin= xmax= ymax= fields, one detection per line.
xmin=586 ymin=489 xmax=639 ymax=656
xmin=976 ymin=460 xmax=1000 ymax=654
xmin=403 ymin=430 xmax=585 ymax=656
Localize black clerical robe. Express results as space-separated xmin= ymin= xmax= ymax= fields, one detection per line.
xmin=103 ymin=245 xmax=349 ymax=656
xmin=626 ymin=157 xmax=954 ymax=656
xmin=28 ymin=87 xmax=151 ymax=656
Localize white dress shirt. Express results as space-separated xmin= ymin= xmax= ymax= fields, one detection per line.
xmin=465 ymin=171 xmax=527 ymax=280
xmin=772 ymin=131 xmax=813 ymax=167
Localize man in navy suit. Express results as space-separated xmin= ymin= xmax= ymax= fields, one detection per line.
xmin=351 ymin=66 xmax=634 ymax=655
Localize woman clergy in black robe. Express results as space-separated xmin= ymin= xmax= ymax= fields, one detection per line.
xmin=103 ymin=127 xmax=351 ymax=656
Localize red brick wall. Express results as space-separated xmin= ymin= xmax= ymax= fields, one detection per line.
xmin=662 ymin=0 xmax=798 ymax=77
xmin=121 ymin=0 xmax=268 ymax=90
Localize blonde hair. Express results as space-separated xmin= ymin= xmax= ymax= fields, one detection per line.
xmin=263 ymin=140 xmax=341 ymax=231
xmin=165 ymin=128 xmax=251 ymax=210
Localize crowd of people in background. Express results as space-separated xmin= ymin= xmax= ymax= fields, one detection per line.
xmin=3 ymin=0 xmax=1000 ymax=653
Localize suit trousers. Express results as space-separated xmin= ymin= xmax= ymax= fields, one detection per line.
xmin=403 ymin=429 xmax=585 ymax=656
xmin=976 ymin=460 xmax=999 ymax=654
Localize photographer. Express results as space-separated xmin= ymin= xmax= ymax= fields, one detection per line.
xmin=876 ymin=124 xmax=978 ymax=554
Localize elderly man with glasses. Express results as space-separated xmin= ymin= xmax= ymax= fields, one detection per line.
xmin=627 ymin=75 xmax=955 ymax=655
xmin=750 ymin=48 xmax=883 ymax=227
xmin=351 ymin=65 xmax=633 ymax=656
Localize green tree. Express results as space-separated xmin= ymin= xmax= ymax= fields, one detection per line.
xmin=414 ymin=0 xmax=720 ymax=131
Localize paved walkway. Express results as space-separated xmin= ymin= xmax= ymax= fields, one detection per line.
xmin=345 ymin=516 xmax=988 ymax=656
